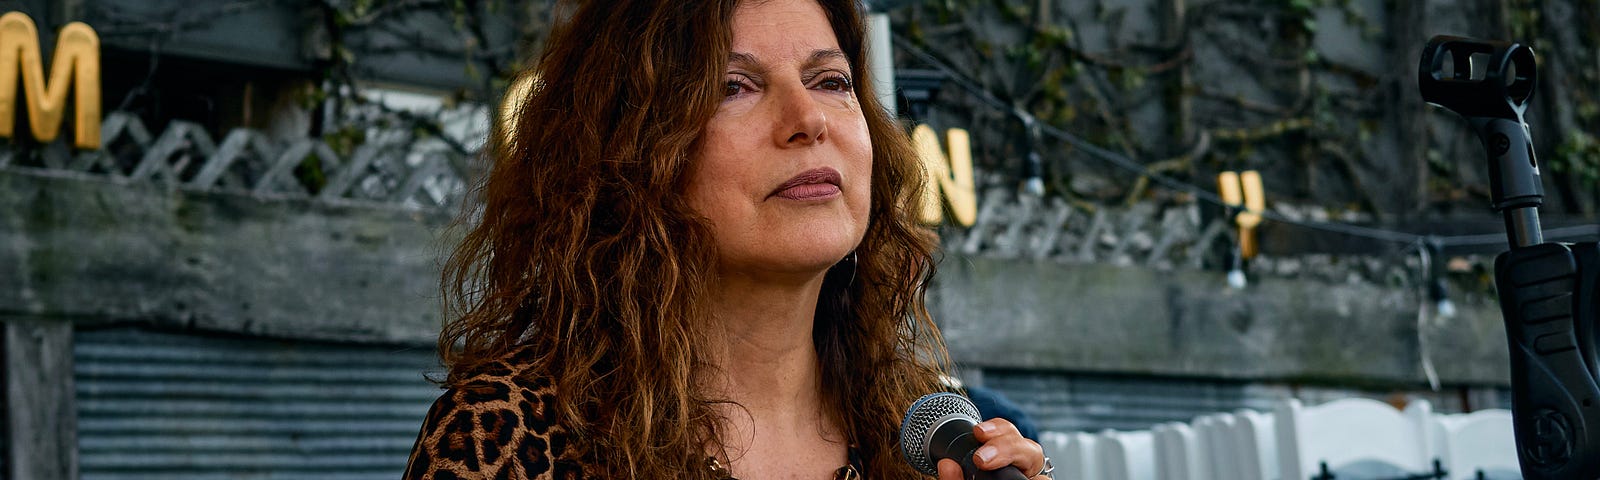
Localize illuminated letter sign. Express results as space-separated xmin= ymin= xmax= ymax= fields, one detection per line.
xmin=0 ymin=12 xmax=100 ymax=149
xmin=913 ymin=124 xmax=976 ymax=226
xmin=1217 ymin=170 xmax=1266 ymax=259
xmin=497 ymin=72 xmax=536 ymax=148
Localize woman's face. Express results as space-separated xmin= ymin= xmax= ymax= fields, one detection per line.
xmin=686 ymin=0 xmax=872 ymax=280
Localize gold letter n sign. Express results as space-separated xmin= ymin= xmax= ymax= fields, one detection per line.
xmin=1217 ymin=170 xmax=1266 ymax=259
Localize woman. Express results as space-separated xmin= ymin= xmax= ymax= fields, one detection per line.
xmin=404 ymin=0 xmax=1050 ymax=478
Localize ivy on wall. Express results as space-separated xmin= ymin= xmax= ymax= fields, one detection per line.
xmin=1504 ymin=0 xmax=1600 ymax=215
xmin=74 ymin=0 xmax=1600 ymax=221
xmin=893 ymin=0 xmax=1600 ymax=221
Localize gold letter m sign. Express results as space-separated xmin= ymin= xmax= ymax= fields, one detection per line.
xmin=0 ymin=12 xmax=99 ymax=149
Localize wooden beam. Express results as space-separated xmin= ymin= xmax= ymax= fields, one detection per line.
xmin=1386 ymin=0 xmax=1429 ymax=216
xmin=3 ymin=317 xmax=77 ymax=480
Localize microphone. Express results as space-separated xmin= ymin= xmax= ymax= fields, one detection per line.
xmin=899 ymin=392 xmax=1029 ymax=480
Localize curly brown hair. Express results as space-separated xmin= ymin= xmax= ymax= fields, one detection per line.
xmin=438 ymin=0 xmax=952 ymax=477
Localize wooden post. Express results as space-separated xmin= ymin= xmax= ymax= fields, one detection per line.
xmin=52 ymin=0 xmax=86 ymax=22
xmin=1387 ymin=0 xmax=1428 ymax=216
xmin=3 ymin=318 xmax=78 ymax=480
xmin=1161 ymin=0 xmax=1194 ymax=150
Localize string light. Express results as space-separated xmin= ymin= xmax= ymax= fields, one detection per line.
xmin=1225 ymin=214 xmax=1248 ymax=289
xmin=1424 ymin=238 xmax=1457 ymax=319
xmin=1020 ymin=116 xmax=1044 ymax=196
xmin=1227 ymin=251 xmax=1248 ymax=289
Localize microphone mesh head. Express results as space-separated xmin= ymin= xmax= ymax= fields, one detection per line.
xmin=899 ymin=392 xmax=980 ymax=475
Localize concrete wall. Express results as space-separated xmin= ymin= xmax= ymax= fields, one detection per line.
xmin=0 ymin=166 xmax=1520 ymax=476
xmin=0 ymin=169 xmax=451 ymax=345
xmin=932 ymin=256 xmax=1509 ymax=386
xmin=1 ymin=168 xmax=1512 ymax=388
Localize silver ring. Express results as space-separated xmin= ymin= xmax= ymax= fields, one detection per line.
xmin=1035 ymin=456 xmax=1054 ymax=478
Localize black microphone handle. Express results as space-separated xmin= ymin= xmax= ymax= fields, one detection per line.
xmin=929 ymin=419 xmax=1030 ymax=480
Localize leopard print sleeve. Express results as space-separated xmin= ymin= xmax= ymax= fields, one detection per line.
xmin=404 ymin=359 xmax=588 ymax=479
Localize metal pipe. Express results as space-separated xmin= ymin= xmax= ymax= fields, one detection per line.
xmin=1505 ymin=207 xmax=1543 ymax=248
xmin=866 ymin=13 xmax=897 ymax=118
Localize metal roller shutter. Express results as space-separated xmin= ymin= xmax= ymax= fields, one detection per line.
xmin=74 ymin=327 xmax=444 ymax=480
xmin=981 ymin=369 xmax=1259 ymax=433
xmin=981 ymin=369 xmax=1513 ymax=434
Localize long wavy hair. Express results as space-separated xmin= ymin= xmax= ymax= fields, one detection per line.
xmin=439 ymin=0 xmax=951 ymax=477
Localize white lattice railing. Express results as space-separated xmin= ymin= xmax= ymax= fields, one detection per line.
xmin=942 ymin=188 xmax=1233 ymax=270
xmin=0 ymin=112 xmax=472 ymax=210
xmin=940 ymin=188 xmax=1440 ymax=285
xmin=1 ymin=112 xmax=1435 ymax=282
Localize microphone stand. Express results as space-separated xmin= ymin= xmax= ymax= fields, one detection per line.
xmin=1420 ymin=36 xmax=1600 ymax=480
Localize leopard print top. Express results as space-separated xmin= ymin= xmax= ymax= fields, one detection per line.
xmin=403 ymin=347 xmax=593 ymax=479
xmin=403 ymin=347 xmax=865 ymax=479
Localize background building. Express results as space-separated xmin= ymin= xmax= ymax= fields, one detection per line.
xmin=3 ymin=0 xmax=1596 ymax=478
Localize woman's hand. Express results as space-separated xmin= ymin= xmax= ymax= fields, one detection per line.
xmin=934 ymin=418 xmax=1051 ymax=479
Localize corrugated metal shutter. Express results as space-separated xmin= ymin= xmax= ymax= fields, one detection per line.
xmin=74 ymin=327 xmax=444 ymax=480
xmin=982 ymin=369 xmax=1259 ymax=433
xmin=983 ymin=369 xmax=1515 ymax=434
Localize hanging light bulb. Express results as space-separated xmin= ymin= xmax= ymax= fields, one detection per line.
xmin=1019 ymin=114 xmax=1044 ymax=196
xmin=1226 ymin=245 xmax=1247 ymax=289
xmin=1021 ymin=151 xmax=1044 ymax=196
xmin=1425 ymin=238 xmax=1455 ymax=319
xmin=1430 ymin=275 xmax=1456 ymax=319
xmin=1227 ymin=268 xmax=1248 ymax=289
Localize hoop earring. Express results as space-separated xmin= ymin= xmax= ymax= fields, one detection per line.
xmin=839 ymin=250 xmax=858 ymax=289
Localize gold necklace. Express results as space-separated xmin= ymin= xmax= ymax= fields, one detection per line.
xmin=705 ymin=455 xmax=862 ymax=479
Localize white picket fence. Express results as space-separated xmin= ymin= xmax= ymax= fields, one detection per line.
xmin=1040 ymin=398 xmax=1520 ymax=480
